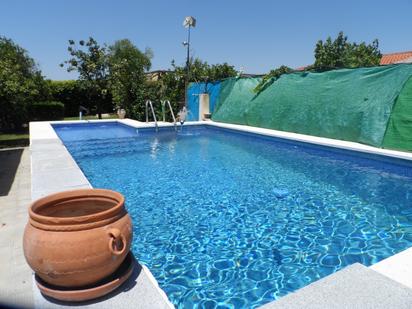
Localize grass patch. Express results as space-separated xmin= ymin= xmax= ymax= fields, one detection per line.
xmin=0 ymin=133 xmax=29 ymax=141
xmin=0 ymin=132 xmax=29 ymax=148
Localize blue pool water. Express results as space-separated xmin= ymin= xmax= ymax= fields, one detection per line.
xmin=53 ymin=122 xmax=412 ymax=308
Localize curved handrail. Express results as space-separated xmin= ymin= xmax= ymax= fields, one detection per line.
xmin=145 ymin=100 xmax=158 ymax=132
xmin=161 ymin=100 xmax=177 ymax=131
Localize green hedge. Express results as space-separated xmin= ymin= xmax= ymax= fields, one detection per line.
xmin=49 ymin=80 xmax=85 ymax=116
xmin=49 ymin=80 xmax=114 ymax=117
xmin=29 ymin=101 xmax=65 ymax=121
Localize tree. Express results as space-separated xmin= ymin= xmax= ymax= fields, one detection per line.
xmin=61 ymin=37 xmax=109 ymax=118
xmin=188 ymin=59 xmax=238 ymax=83
xmin=0 ymin=36 xmax=48 ymax=130
xmin=313 ymin=32 xmax=381 ymax=71
xmin=108 ymin=39 xmax=152 ymax=120
xmin=144 ymin=58 xmax=237 ymax=121
xmin=159 ymin=58 xmax=237 ymax=105
xmin=255 ymin=32 xmax=381 ymax=94
xmin=48 ymin=80 xmax=109 ymax=117
xmin=254 ymin=65 xmax=293 ymax=93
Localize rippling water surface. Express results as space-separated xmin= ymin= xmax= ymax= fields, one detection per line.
xmin=54 ymin=123 xmax=412 ymax=308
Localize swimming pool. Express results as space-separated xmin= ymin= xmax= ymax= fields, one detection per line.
xmin=53 ymin=122 xmax=412 ymax=308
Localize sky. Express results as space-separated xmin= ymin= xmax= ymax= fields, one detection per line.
xmin=1 ymin=0 xmax=412 ymax=80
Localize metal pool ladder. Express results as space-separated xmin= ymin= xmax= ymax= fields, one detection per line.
xmin=161 ymin=100 xmax=177 ymax=131
xmin=145 ymin=100 xmax=158 ymax=132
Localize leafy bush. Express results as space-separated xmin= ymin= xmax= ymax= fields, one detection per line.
xmin=314 ymin=32 xmax=381 ymax=71
xmin=60 ymin=38 xmax=112 ymax=119
xmin=254 ymin=65 xmax=293 ymax=93
xmin=146 ymin=59 xmax=238 ymax=122
xmin=49 ymin=80 xmax=113 ymax=117
xmin=0 ymin=36 xmax=49 ymax=130
xmin=254 ymin=32 xmax=381 ymax=95
xmin=49 ymin=80 xmax=83 ymax=116
xmin=28 ymin=101 xmax=64 ymax=121
xmin=108 ymin=39 xmax=152 ymax=120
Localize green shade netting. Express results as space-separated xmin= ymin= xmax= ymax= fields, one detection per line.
xmin=212 ymin=64 xmax=412 ymax=148
xmin=382 ymin=77 xmax=412 ymax=151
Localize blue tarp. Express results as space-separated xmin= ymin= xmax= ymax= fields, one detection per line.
xmin=187 ymin=82 xmax=221 ymax=120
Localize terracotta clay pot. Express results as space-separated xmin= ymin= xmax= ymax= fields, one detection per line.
xmin=117 ymin=108 xmax=126 ymax=119
xmin=23 ymin=189 xmax=133 ymax=288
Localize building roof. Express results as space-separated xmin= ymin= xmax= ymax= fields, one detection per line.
xmin=239 ymin=73 xmax=265 ymax=78
xmin=294 ymin=51 xmax=412 ymax=70
xmin=380 ymin=51 xmax=412 ymax=65
xmin=295 ymin=66 xmax=307 ymax=71
xmin=145 ymin=70 xmax=173 ymax=74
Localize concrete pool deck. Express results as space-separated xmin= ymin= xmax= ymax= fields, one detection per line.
xmin=0 ymin=148 xmax=34 ymax=308
xmin=4 ymin=118 xmax=410 ymax=308
xmin=262 ymin=263 xmax=412 ymax=309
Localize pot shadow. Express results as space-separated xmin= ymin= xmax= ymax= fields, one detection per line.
xmin=40 ymin=253 xmax=143 ymax=307
xmin=0 ymin=148 xmax=23 ymax=196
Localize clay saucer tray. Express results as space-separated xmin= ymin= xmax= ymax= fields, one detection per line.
xmin=35 ymin=252 xmax=134 ymax=302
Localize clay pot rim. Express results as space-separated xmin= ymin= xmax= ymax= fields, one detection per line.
xmin=29 ymin=189 xmax=125 ymax=228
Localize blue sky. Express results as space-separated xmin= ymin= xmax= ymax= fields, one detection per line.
xmin=1 ymin=0 xmax=412 ymax=80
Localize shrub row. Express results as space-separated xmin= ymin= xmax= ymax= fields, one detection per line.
xmin=1 ymin=80 xmax=115 ymax=131
xmin=48 ymin=80 xmax=114 ymax=117
xmin=28 ymin=101 xmax=65 ymax=121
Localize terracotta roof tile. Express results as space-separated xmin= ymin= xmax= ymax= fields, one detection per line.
xmin=295 ymin=66 xmax=307 ymax=71
xmin=380 ymin=51 xmax=412 ymax=65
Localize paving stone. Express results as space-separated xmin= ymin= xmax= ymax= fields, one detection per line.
xmin=261 ymin=263 xmax=412 ymax=309
xmin=32 ymin=167 xmax=90 ymax=191
xmin=0 ymin=148 xmax=33 ymax=308
xmin=33 ymin=263 xmax=172 ymax=309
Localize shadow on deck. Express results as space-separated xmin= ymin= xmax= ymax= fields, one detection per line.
xmin=0 ymin=148 xmax=24 ymax=196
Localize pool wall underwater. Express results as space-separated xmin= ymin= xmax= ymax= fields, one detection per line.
xmin=30 ymin=119 xmax=412 ymax=308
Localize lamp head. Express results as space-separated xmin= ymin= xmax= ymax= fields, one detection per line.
xmin=183 ymin=16 xmax=196 ymax=28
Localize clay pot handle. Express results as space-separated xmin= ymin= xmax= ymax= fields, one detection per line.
xmin=108 ymin=228 xmax=127 ymax=256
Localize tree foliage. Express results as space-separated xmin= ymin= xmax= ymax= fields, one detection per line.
xmin=58 ymin=38 xmax=235 ymax=121
xmin=48 ymin=80 xmax=112 ymax=117
xmin=254 ymin=65 xmax=293 ymax=93
xmin=108 ymin=39 xmax=152 ymax=119
xmin=158 ymin=58 xmax=237 ymax=105
xmin=61 ymin=37 xmax=109 ymax=118
xmin=189 ymin=59 xmax=238 ymax=84
xmin=313 ymin=31 xmax=381 ymax=71
xmin=28 ymin=101 xmax=65 ymax=121
xmin=5 ymin=31 xmax=383 ymax=128
xmin=145 ymin=59 xmax=237 ymax=121
xmin=255 ymin=32 xmax=382 ymax=94
xmin=0 ymin=36 xmax=49 ymax=130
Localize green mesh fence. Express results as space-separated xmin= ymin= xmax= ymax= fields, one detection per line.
xmin=382 ymin=77 xmax=412 ymax=151
xmin=212 ymin=77 xmax=261 ymax=124
xmin=212 ymin=64 xmax=412 ymax=148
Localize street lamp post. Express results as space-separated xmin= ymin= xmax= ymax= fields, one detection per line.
xmin=183 ymin=16 xmax=196 ymax=108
